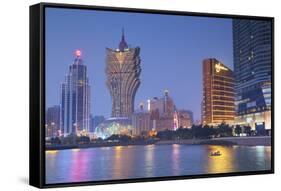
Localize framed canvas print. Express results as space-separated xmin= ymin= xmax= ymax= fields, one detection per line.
xmin=30 ymin=2 xmax=274 ymax=188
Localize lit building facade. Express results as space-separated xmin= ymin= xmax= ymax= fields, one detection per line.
xmin=105 ymin=30 xmax=141 ymax=118
xmin=60 ymin=50 xmax=91 ymax=136
xmin=148 ymin=90 xmax=176 ymax=131
xmin=233 ymin=19 xmax=272 ymax=130
xmin=178 ymin=110 xmax=194 ymax=128
xmin=94 ymin=117 xmax=132 ymax=139
xmin=132 ymin=103 xmax=151 ymax=136
xmin=155 ymin=117 xmax=175 ymax=132
xmin=46 ymin=105 xmax=60 ymax=138
xmin=149 ymin=90 xmax=175 ymax=117
xmin=202 ymin=58 xmax=235 ymax=125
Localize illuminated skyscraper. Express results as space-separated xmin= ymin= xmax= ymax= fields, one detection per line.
xmin=60 ymin=50 xmax=91 ymax=136
xmin=233 ymin=19 xmax=272 ymax=131
xmin=202 ymin=58 xmax=235 ymax=125
xmin=105 ymin=29 xmax=141 ymax=117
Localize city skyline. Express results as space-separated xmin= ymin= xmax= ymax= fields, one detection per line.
xmin=45 ymin=8 xmax=233 ymax=121
xmin=42 ymin=6 xmax=272 ymax=185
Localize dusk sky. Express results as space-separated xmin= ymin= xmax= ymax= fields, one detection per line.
xmin=45 ymin=7 xmax=233 ymax=121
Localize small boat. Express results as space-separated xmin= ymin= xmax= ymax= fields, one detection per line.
xmin=210 ymin=150 xmax=221 ymax=156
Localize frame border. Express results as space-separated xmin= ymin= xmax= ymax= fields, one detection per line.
xmin=29 ymin=2 xmax=274 ymax=188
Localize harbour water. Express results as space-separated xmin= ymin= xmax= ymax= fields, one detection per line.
xmin=46 ymin=144 xmax=271 ymax=184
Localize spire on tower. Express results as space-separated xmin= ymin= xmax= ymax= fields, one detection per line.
xmin=119 ymin=28 xmax=128 ymax=51
xmin=122 ymin=27 xmax=125 ymax=40
xmin=74 ymin=49 xmax=83 ymax=65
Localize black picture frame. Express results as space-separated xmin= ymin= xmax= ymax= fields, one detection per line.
xmin=30 ymin=2 xmax=274 ymax=188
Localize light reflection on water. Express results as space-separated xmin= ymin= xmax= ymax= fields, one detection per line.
xmin=206 ymin=146 xmax=235 ymax=173
xmin=46 ymin=145 xmax=271 ymax=184
xmin=171 ymin=144 xmax=180 ymax=174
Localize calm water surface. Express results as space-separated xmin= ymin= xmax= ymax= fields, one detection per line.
xmin=46 ymin=144 xmax=271 ymax=184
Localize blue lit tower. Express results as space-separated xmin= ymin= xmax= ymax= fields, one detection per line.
xmin=60 ymin=50 xmax=91 ymax=136
xmin=233 ymin=19 xmax=272 ymax=130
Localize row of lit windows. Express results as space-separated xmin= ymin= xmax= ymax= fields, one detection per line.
xmin=212 ymin=86 xmax=234 ymax=92
xmin=213 ymin=97 xmax=234 ymax=101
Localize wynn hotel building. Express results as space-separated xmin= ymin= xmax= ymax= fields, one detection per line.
xmin=202 ymin=58 xmax=235 ymax=125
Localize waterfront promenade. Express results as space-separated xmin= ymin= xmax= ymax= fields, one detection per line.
xmin=156 ymin=136 xmax=271 ymax=146
xmin=46 ymin=136 xmax=271 ymax=150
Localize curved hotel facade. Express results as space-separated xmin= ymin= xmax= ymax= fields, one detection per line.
xmin=105 ymin=30 xmax=141 ymax=118
xmin=202 ymin=58 xmax=235 ymax=125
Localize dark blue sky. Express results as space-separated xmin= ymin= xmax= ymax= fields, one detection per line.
xmin=46 ymin=7 xmax=233 ymax=121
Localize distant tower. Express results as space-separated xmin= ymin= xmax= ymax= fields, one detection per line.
xmin=60 ymin=50 xmax=91 ymax=136
xmin=46 ymin=105 xmax=60 ymax=137
xmin=105 ymin=29 xmax=141 ymax=117
xmin=163 ymin=90 xmax=175 ymax=117
xmin=132 ymin=101 xmax=150 ymax=136
xmin=173 ymin=111 xmax=179 ymax=130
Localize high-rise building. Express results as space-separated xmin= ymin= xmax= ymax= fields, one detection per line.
xmin=60 ymin=50 xmax=91 ymax=136
xmin=233 ymin=19 xmax=272 ymax=131
xmin=178 ymin=110 xmax=194 ymax=128
xmin=202 ymin=58 xmax=235 ymax=125
xmin=148 ymin=90 xmax=176 ymax=131
xmin=149 ymin=90 xmax=175 ymax=117
xmin=132 ymin=102 xmax=151 ymax=136
xmin=46 ymin=105 xmax=60 ymax=138
xmin=105 ymin=29 xmax=141 ymax=118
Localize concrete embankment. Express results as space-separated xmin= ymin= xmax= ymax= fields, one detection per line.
xmin=211 ymin=136 xmax=271 ymax=146
xmin=46 ymin=136 xmax=271 ymax=150
xmin=46 ymin=140 xmax=157 ymax=150
xmin=156 ymin=136 xmax=271 ymax=146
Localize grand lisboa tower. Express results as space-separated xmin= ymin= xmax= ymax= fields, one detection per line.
xmin=105 ymin=29 xmax=141 ymax=118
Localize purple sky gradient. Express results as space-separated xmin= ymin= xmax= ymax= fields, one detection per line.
xmin=45 ymin=7 xmax=233 ymax=121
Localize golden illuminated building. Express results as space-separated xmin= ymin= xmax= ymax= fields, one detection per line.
xmin=105 ymin=29 xmax=141 ymax=118
xmin=202 ymin=58 xmax=235 ymax=125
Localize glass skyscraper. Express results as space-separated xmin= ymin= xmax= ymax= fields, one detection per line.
xmin=60 ymin=50 xmax=91 ymax=136
xmin=233 ymin=19 xmax=272 ymax=131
